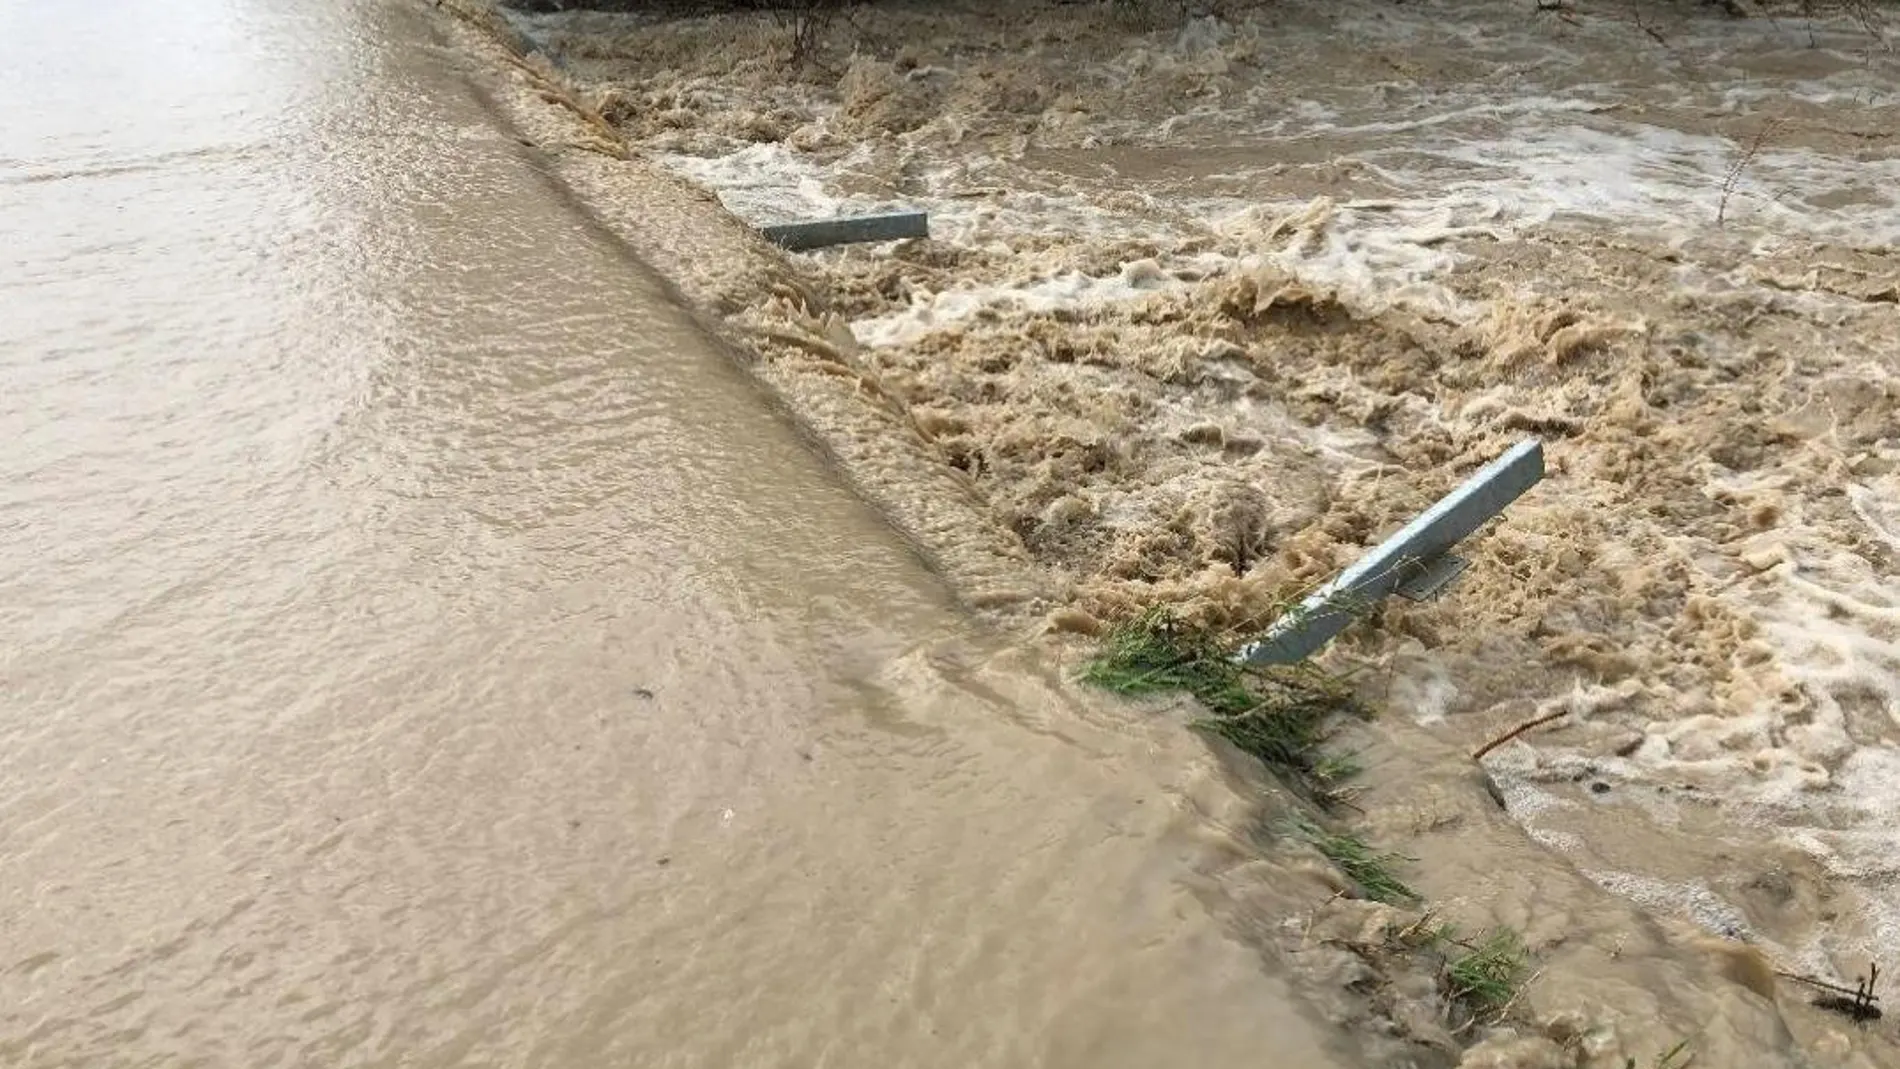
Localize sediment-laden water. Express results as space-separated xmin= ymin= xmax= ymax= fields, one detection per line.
xmin=487 ymin=1 xmax=1900 ymax=1064
xmin=0 ymin=2 xmax=1384 ymax=1066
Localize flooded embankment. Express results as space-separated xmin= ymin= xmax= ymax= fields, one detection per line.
xmin=1 ymin=0 xmax=1417 ymax=1065
xmin=449 ymin=0 xmax=1900 ymax=1064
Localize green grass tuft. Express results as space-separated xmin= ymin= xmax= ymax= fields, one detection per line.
xmin=1078 ymin=608 xmax=1254 ymax=715
xmin=1644 ymin=1040 xmax=1695 ymax=1069
xmin=1197 ymin=666 xmax=1363 ymax=788
xmin=1444 ymin=928 xmax=1530 ymax=1016
xmin=1292 ymin=818 xmax=1420 ymax=905
xmin=1310 ymin=750 xmax=1363 ymax=789
xmin=1079 ymin=609 xmax=1366 ymax=802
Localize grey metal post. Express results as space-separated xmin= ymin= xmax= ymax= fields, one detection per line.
xmin=1234 ymin=438 xmax=1546 ymax=666
xmin=760 ymin=211 xmax=930 ymax=252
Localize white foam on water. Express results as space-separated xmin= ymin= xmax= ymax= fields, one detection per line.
xmin=1187 ymin=110 xmax=1900 ymax=320
xmin=1530 ymin=826 xmax=1585 ymax=853
xmin=1201 ymin=196 xmax=1499 ymax=320
xmin=1489 ymin=745 xmax=1578 ymax=823
xmin=1600 ymin=485 xmax=1900 ymax=966
xmin=850 ymin=259 xmax=1187 ymax=349
xmin=1584 ymin=870 xmax=1756 ymax=941
xmin=1387 ymin=649 xmax=1461 ymax=727
xmin=647 ymin=1 xmax=1900 ymax=342
xmin=924 ymin=188 xmax=1197 ymax=249
xmin=1288 ymin=96 xmax=1617 ymax=141
xmin=656 ymin=141 xmax=866 ymax=224
xmin=1848 ymin=473 xmax=1900 ymax=557
xmin=616 ymin=0 xmax=1900 ymax=973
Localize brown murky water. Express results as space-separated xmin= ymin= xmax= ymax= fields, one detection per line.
xmin=477 ymin=0 xmax=1900 ymax=1063
xmin=0 ymin=2 xmax=1368 ymax=1066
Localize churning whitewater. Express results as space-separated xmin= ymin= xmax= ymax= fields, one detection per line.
xmin=474 ymin=0 xmax=1900 ymax=1064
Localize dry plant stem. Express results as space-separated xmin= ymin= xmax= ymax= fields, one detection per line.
xmin=776 ymin=3 xmax=841 ymax=74
xmin=1471 ymin=710 xmax=1572 ymax=761
xmin=1632 ymin=12 xmax=1669 ymax=46
xmin=1774 ymin=970 xmax=1879 ymax=1001
xmin=1836 ymin=0 xmax=1891 ymax=50
xmin=1776 ymin=962 xmax=1882 ymax=1017
xmin=1718 ymin=118 xmax=1784 ymax=226
xmin=1450 ymin=965 xmax=1545 ymax=1036
xmin=1488 ymin=965 xmax=1544 ymax=1022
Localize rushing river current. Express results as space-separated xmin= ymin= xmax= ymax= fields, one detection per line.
xmin=513 ymin=0 xmax=1900 ymax=979
xmin=0 ymin=2 xmax=1373 ymax=1066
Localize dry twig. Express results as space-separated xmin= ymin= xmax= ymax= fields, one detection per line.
xmin=1472 ymin=710 xmax=1572 ymax=761
xmin=1778 ymin=963 xmax=1883 ymax=1022
xmin=1718 ymin=117 xmax=1786 ymax=226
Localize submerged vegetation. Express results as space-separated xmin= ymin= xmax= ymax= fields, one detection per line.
xmin=1643 ymin=1038 xmax=1697 ymax=1069
xmin=1441 ymin=926 xmax=1533 ymax=1019
xmin=1081 ymin=608 xmax=1551 ymax=1036
xmin=1290 ymin=817 xmax=1419 ymax=904
xmin=1078 ymin=608 xmax=1366 ymax=802
xmin=1078 ymin=609 xmax=1256 ymax=715
xmin=1388 ymin=913 xmax=1536 ymax=1028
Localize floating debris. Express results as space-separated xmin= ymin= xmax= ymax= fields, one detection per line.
xmin=1778 ymin=963 xmax=1882 ymax=1024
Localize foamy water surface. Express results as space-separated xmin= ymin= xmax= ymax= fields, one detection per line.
xmin=523 ymin=0 xmax=1900 ymax=989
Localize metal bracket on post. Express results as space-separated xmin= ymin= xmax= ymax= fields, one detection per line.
xmin=1234 ymin=438 xmax=1546 ymax=666
xmin=760 ymin=211 xmax=930 ymax=252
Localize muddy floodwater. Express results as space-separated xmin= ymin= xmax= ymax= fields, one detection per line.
xmin=473 ymin=0 xmax=1898 ymax=1064
xmin=7 ymin=0 xmax=1900 ymax=1065
xmin=0 ymin=1 xmax=1385 ymax=1066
